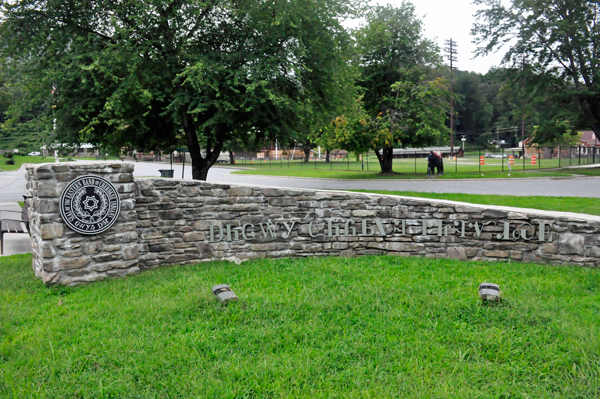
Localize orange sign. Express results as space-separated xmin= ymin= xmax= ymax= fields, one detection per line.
xmin=479 ymin=156 xmax=485 ymax=165
xmin=531 ymin=155 xmax=537 ymax=165
xmin=508 ymin=155 xmax=515 ymax=166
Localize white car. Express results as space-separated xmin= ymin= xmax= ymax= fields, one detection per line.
xmin=28 ymin=151 xmax=41 ymax=156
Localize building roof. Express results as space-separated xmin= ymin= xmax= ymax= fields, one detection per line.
xmin=41 ymin=143 xmax=95 ymax=150
xmin=392 ymin=147 xmax=453 ymax=155
xmin=579 ymin=131 xmax=598 ymax=146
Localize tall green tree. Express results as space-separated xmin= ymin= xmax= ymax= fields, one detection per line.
xmin=356 ymin=3 xmax=448 ymax=173
xmin=473 ymin=0 xmax=600 ymax=141
xmin=0 ymin=0 xmax=357 ymax=179
xmin=452 ymin=71 xmax=494 ymax=136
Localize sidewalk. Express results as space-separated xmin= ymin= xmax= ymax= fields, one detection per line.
xmin=0 ymin=202 xmax=32 ymax=256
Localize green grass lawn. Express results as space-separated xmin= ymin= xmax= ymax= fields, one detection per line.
xmin=233 ymin=167 xmax=577 ymax=180
xmin=570 ymin=167 xmax=600 ymax=176
xmin=231 ymin=157 xmax=600 ymax=180
xmin=0 ymin=155 xmax=121 ymax=172
xmin=1 ymin=254 xmax=599 ymax=398
xmin=0 ymin=155 xmax=53 ymax=171
xmin=351 ymin=191 xmax=600 ymax=217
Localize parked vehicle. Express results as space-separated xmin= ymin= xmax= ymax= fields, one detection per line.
xmin=27 ymin=151 xmax=41 ymax=156
xmin=215 ymin=152 xmax=231 ymax=163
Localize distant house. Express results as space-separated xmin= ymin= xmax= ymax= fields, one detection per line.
xmin=258 ymin=149 xmax=348 ymax=160
xmin=506 ymin=131 xmax=599 ymax=159
xmin=578 ymin=131 xmax=599 ymax=147
xmin=41 ymin=143 xmax=99 ymax=157
xmin=392 ymin=147 xmax=464 ymax=159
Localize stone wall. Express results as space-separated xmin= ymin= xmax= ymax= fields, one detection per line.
xmin=26 ymin=162 xmax=600 ymax=285
xmin=25 ymin=163 xmax=138 ymax=285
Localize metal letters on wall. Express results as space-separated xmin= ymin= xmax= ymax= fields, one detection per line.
xmin=59 ymin=175 xmax=120 ymax=235
xmin=209 ymin=219 xmax=554 ymax=243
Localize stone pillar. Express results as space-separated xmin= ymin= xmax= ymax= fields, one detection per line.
xmin=25 ymin=162 xmax=138 ymax=285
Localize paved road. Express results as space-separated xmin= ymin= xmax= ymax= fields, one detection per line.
xmin=2 ymin=161 xmax=600 ymax=204
xmin=0 ymin=169 xmax=28 ymax=204
xmin=202 ymin=167 xmax=600 ymax=198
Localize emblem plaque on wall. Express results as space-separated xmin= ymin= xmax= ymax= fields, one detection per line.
xmin=60 ymin=175 xmax=121 ymax=235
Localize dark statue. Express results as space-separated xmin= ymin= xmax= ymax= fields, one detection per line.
xmin=427 ymin=151 xmax=444 ymax=176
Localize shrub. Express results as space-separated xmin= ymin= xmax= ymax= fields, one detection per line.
xmin=3 ymin=152 xmax=14 ymax=159
xmin=6 ymin=158 xmax=15 ymax=165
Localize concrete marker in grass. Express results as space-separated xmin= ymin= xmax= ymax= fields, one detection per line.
xmin=212 ymin=284 xmax=238 ymax=304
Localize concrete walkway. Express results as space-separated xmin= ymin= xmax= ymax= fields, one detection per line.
xmin=0 ymin=202 xmax=31 ymax=256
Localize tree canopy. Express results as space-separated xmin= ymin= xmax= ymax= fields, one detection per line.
xmin=472 ymin=0 xmax=600 ymax=141
xmin=0 ymin=0 xmax=357 ymax=179
xmin=355 ymin=3 xmax=449 ymax=173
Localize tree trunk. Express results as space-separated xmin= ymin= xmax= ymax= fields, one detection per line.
xmin=304 ymin=148 xmax=311 ymax=163
xmin=325 ymin=149 xmax=330 ymax=163
xmin=182 ymin=113 xmax=225 ymax=181
xmin=375 ymin=147 xmax=394 ymax=173
xmin=229 ymin=150 xmax=235 ymax=164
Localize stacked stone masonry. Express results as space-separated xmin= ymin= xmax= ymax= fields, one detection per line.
xmin=25 ymin=162 xmax=600 ymax=285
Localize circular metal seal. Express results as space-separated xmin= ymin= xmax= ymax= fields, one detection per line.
xmin=59 ymin=175 xmax=120 ymax=235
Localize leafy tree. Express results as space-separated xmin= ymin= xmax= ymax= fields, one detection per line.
xmin=0 ymin=83 xmax=11 ymax=125
xmin=452 ymin=71 xmax=494 ymax=136
xmin=332 ymin=97 xmax=372 ymax=157
xmin=0 ymin=81 xmax=50 ymax=152
xmin=370 ymin=74 xmax=450 ymax=171
xmin=0 ymin=0 xmax=356 ymax=179
xmin=356 ymin=3 xmax=448 ymax=173
xmin=315 ymin=124 xmax=338 ymax=162
xmin=472 ymin=0 xmax=600 ymax=141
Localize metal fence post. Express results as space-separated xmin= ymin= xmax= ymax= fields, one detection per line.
xmin=502 ymin=147 xmax=504 ymax=172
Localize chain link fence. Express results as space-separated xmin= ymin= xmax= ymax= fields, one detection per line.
xmin=224 ymin=146 xmax=600 ymax=174
xmin=118 ymin=145 xmax=600 ymax=175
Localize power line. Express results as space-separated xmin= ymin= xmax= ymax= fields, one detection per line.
xmin=444 ymin=38 xmax=458 ymax=155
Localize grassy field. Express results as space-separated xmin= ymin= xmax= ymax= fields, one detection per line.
xmin=0 ymin=155 xmax=53 ymax=171
xmin=232 ymin=156 xmax=600 ymax=179
xmin=1 ymin=254 xmax=599 ymax=398
xmin=232 ymin=167 xmax=576 ymax=180
xmin=352 ymin=191 xmax=600 ymax=217
xmin=0 ymin=155 xmax=120 ymax=172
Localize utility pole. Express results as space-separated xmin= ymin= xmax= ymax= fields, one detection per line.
xmin=521 ymin=55 xmax=526 ymax=159
xmin=445 ymin=39 xmax=458 ymax=156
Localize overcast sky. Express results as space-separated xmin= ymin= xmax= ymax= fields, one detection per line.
xmin=371 ymin=0 xmax=508 ymax=74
